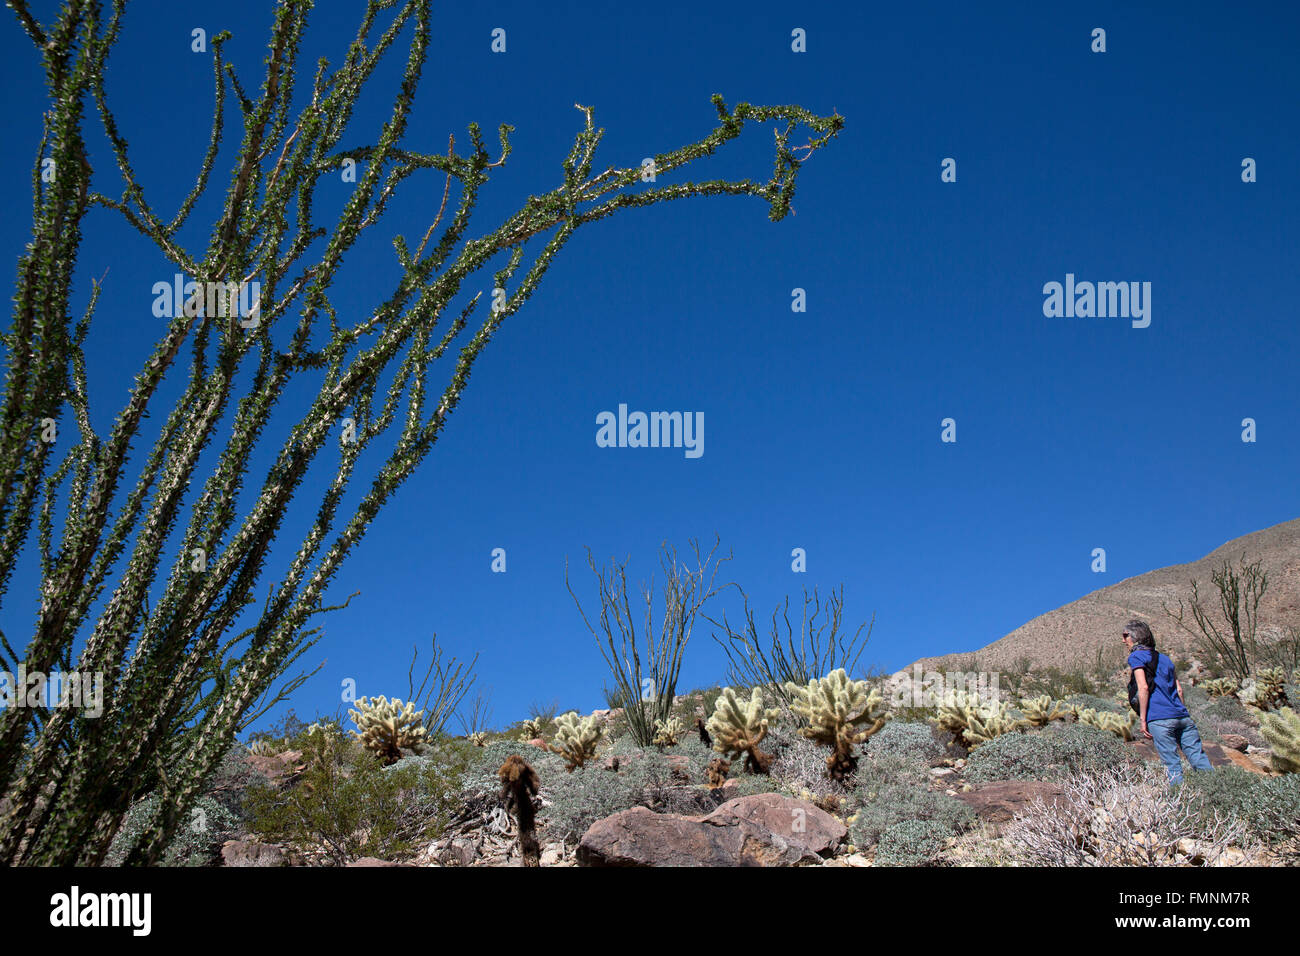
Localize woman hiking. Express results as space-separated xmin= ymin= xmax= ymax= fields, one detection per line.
xmin=1122 ymin=619 xmax=1214 ymax=785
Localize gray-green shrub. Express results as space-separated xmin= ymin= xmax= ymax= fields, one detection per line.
xmin=1180 ymin=767 xmax=1300 ymax=848
xmin=964 ymin=722 xmax=1132 ymax=783
xmin=864 ymin=720 xmax=944 ymax=765
xmin=874 ymin=818 xmax=952 ymax=866
xmin=849 ymin=780 xmax=973 ymax=849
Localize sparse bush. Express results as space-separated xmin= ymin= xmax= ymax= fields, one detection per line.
xmin=1003 ymin=764 xmax=1245 ymax=866
xmin=965 ymin=723 xmax=1133 ymax=784
xmin=874 ymin=818 xmax=952 ymax=866
xmin=770 ymin=734 xmax=852 ymax=807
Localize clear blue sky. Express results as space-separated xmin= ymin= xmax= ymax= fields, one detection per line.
xmin=2 ymin=1 xmax=1297 ymax=733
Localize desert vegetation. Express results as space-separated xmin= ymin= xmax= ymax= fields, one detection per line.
xmin=94 ymin=544 xmax=1298 ymax=869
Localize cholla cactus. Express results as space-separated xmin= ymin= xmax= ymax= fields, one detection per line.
xmin=520 ymin=718 xmax=544 ymax=740
xmin=1259 ymin=707 xmax=1300 ymax=774
xmin=1203 ymin=677 xmax=1239 ymax=698
xmin=932 ymin=690 xmax=1027 ymax=750
xmin=1076 ymin=707 xmax=1136 ymax=741
xmin=1254 ymin=668 xmax=1290 ymax=710
xmin=784 ymin=669 xmax=889 ymax=781
xmin=468 ymin=732 xmax=488 ymax=747
xmin=549 ymin=711 xmax=602 ymax=771
xmin=652 ymin=716 xmax=685 ymax=748
xmin=1018 ymin=696 xmax=1072 ymax=727
xmin=248 ymin=738 xmax=284 ymax=756
xmin=348 ymin=696 xmax=429 ymax=765
xmin=706 ymin=686 xmax=782 ymax=774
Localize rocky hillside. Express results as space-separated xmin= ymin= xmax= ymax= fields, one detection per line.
xmin=906 ymin=516 xmax=1300 ymax=674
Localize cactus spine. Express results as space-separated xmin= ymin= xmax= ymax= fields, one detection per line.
xmin=706 ymin=686 xmax=781 ymax=774
xmin=784 ymin=669 xmax=888 ymax=781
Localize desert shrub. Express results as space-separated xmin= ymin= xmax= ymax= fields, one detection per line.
xmin=246 ymin=733 xmax=472 ymax=865
xmin=1199 ymin=693 xmax=1252 ymax=722
xmin=874 ymin=818 xmax=952 ymax=866
xmin=106 ymin=794 xmax=241 ymax=866
xmin=541 ymin=749 xmax=714 ymax=842
xmin=964 ymin=722 xmax=1132 ymax=784
xmin=466 ymin=740 xmax=566 ymax=793
xmin=1180 ymin=767 xmax=1300 ymax=848
xmin=1003 ymin=764 xmax=1245 ymax=866
xmin=865 ymin=720 xmax=944 ymax=765
xmin=1026 ymin=667 xmax=1098 ymax=700
xmin=849 ymin=780 xmax=973 ymax=849
xmin=1063 ymin=693 xmax=1124 ymax=715
xmin=1180 ymin=684 xmax=1210 ymax=709
xmin=1191 ymin=708 xmax=1264 ymax=748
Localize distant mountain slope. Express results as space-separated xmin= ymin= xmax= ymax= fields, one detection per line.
xmin=907 ymin=517 xmax=1300 ymax=674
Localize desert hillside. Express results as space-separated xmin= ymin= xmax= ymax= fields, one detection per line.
xmin=907 ymin=517 xmax=1300 ymax=674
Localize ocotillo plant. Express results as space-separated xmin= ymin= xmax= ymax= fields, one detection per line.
xmin=0 ymin=0 xmax=842 ymax=865
xmin=568 ymin=537 xmax=733 ymax=747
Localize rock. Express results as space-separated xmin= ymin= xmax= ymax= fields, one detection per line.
xmin=953 ymin=780 xmax=1067 ymax=824
xmin=578 ymin=793 xmax=846 ymax=867
xmin=527 ymin=737 xmax=547 ymax=750
xmin=436 ymin=837 xmax=478 ymax=867
xmin=220 ymin=840 xmax=288 ymax=867
xmin=540 ymin=843 xmax=564 ymax=866
xmin=242 ymin=750 xmax=305 ymax=787
xmin=1218 ymin=734 xmax=1249 ymax=752
xmin=347 ymin=857 xmax=414 ymax=867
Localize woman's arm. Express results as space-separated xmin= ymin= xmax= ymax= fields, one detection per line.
xmin=1134 ymin=669 xmax=1153 ymax=738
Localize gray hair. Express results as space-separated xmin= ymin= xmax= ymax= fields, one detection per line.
xmin=1123 ymin=619 xmax=1155 ymax=649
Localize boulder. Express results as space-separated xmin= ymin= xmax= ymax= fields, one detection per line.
xmin=578 ymin=793 xmax=845 ymax=867
xmin=952 ymin=780 xmax=1067 ymax=824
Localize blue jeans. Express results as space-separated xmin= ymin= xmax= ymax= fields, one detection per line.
xmin=1147 ymin=716 xmax=1214 ymax=784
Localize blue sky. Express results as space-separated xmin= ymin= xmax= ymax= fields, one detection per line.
xmin=1 ymin=1 xmax=1297 ymax=733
